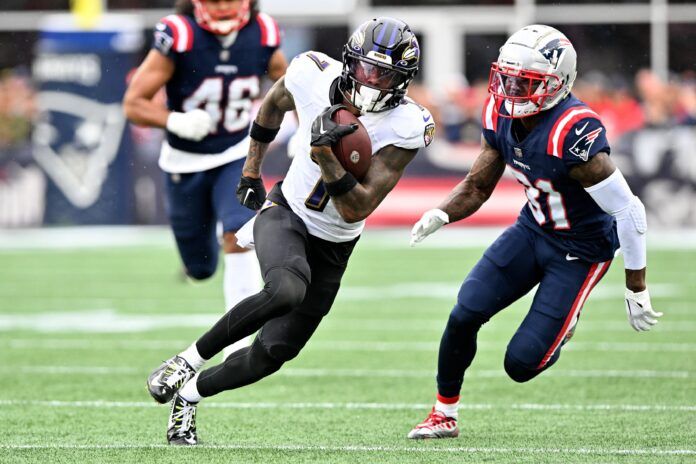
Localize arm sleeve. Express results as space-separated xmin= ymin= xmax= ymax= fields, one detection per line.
xmin=584 ymin=169 xmax=647 ymax=270
xmin=561 ymin=116 xmax=611 ymax=167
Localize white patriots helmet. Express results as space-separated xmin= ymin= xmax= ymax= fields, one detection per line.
xmin=488 ymin=24 xmax=577 ymax=118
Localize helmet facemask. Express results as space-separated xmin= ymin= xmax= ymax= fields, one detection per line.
xmin=339 ymin=18 xmax=420 ymax=114
xmin=341 ymin=52 xmax=412 ymax=114
xmin=488 ymin=63 xmax=562 ymax=118
xmin=192 ymin=0 xmax=251 ymax=35
xmin=489 ymin=25 xmax=578 ymax=118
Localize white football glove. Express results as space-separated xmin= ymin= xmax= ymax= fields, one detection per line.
xmin=625 ymin=288 xmax=663 ymax=332
xmin=166 ymin=109 xmax=214 ymax=141
xmin=410 ymin=209 xmax=449 ymax=246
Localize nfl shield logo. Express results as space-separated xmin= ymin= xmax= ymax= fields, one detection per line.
xmin=514 ymin=147 xmax=523 ymax=158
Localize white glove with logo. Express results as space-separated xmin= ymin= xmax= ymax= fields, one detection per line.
xmin=625 ymin=288 xmax=663 ymax=332
xmin=166 ymin=109 xmax=214 ymax=141
xmin=410 ymin=209 xmax=449 ymax=246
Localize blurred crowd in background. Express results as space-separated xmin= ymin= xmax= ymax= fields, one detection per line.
xmin=0 ymin=69 xmax=35 ymax=167
xmin=408 ymin=68 xmax=696 ymax=147
xmin=2 ymin=66 xmax=695 ymax=160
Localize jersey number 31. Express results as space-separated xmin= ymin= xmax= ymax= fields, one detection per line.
xmin=510 ymin=168 xmax=570 ymax=230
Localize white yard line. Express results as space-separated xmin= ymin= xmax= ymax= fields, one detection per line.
xmin=14 ymin=365 xmax=694 ymax=379
xmin=0 ymin=399 xmax=693 ymax=412
xmin=0 ymin=443 xmax=694 ymax=456
xmin=3 ymin=312 xmax=696 ymax=333
xmin=2 ymin=226 xmax=696 ymax=250
xmin=6 ymin=338 xmax=696 ymax=353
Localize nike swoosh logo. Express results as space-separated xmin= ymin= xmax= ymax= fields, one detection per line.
xmin=575 ymin=121 xmax=589 ymax=136
xmin=565 ymin=253 xmax=579 ymax=261
xmin=319 ymin=118 xmax=327 ymax=134
xmin=423 ymin=114 xmax=431 ymax=122
xmin=243 ymin=189 xmax=254 ymax=205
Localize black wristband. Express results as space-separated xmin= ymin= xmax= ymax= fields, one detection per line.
xmin=250 ymin=121 xmax=280 ymax=143
xmin=324 ymin=172 xmax=358 ymax=197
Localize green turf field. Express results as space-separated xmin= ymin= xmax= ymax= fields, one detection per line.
xmin=0 ymin=230 xmax=694 ymax=463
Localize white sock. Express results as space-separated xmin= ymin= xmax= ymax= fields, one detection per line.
xmin=435 ymin=400 xmax=459 ymax=419
xmin=222 ymin=251 xmax=261 ymax=358
xmin=179 ymin=372 xmax=203 ymax=403
xmin=179 ymin=343 xmax=207 ymax=371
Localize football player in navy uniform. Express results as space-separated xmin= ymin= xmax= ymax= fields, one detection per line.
xmin=407 ymin=25 xmax=663 ymax=439
xmin=143 ymin=17 xmax=435 ymax=445
xmin=123 ymin=0 xmax=287 ymax=358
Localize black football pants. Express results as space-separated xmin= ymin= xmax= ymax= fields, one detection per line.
xmin=195 ymin=187 xmax=357 ymax=397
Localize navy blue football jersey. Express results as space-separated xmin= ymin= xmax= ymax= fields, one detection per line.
xmin=482 ymin=94 xmax=619 ymax=262
xmin=152 ymin=13 xmax=280 ymax=154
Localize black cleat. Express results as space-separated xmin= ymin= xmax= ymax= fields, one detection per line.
xmin=147 ymin=355 xmax=196 ymax=404
xmin=167 ymin=394 xmax=198 ymax=445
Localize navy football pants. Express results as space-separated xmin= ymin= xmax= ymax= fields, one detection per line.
xmin=165 ymin=158 xmax=255 ymax=280
xmin=437 ymin=223 xmax=611 ymax=397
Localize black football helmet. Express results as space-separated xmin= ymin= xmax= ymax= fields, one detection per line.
xmin=340 ymin=17 xmax=420 ymax=113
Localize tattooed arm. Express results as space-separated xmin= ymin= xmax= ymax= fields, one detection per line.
xmin=312 ymin=144 xmax=418 ymax=223
xmin=241 ymin=76 xmax=295 ymax=178
xmin=438 ymin=137 xmax=506 ymax=222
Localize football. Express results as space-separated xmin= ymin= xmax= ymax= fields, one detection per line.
xmin=331 ymin=109 xmax=372 ymax=181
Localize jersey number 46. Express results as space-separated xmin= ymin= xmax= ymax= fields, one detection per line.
xmin=183 ymin=76 xmax=260 ymax=133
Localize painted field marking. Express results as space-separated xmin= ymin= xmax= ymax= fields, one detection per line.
xmin=13 ymin=365 xmax=695 ymax=380
xmin=2 ymin=310 xmax=696 ymax=334
xmin=6 ymin=338 xmax=696 ymax=353
xmin=0 ymin=443 xmax=694 ymax=457
xmin=2 ymin=225 xmax=696 ymax=250
xmin=0 ymin=399 xmax=694 ymax=413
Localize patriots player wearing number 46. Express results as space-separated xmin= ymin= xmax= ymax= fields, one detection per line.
xmin=123 ymin=0 xmax=287 ymax=360
xmin=408 ymin=25 xmax=663 ymax=440
xmin=145 ymin=17 xmax=434 ymax=445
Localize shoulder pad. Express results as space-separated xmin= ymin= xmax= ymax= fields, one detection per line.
xmin=389 ymin=99 xmax=435 ymax=149
xmin=546 ymin=105 xmax=603 ymax=159
xmin=285 ymin=51 xmax=339 ymax=104
xmin=255 ymin=12 xmax=281 ymax=48
xmin=481 ymin=95 xmax=500 ymax=131
xmin=155 ymin=15 xmax=194 ymax=54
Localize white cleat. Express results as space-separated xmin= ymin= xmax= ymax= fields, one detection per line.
xmin=407 ymin=407 xmax=459 ymax=439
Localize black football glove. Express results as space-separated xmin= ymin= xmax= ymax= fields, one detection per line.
xmin=310 ymin=104 xmax=359 ymax=147
xmin=236 ymin=175 xmax=267 ymax=210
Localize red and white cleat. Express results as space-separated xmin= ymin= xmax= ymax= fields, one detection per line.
xmin=407 ymin=407 xmax=459 ymax=439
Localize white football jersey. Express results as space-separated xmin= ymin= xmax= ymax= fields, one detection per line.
xmin=282 ymin=51 xmax=435 ymax=242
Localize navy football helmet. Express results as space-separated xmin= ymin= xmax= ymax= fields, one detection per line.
xmin=340 ymin=17 xmax=420 ymax=114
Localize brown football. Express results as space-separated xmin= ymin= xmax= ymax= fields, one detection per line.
xmin=331 ymin=109 xmax=372 ymax=181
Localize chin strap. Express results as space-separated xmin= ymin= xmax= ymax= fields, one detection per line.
xmin=354 ymin=86 xmax=391 ymax=114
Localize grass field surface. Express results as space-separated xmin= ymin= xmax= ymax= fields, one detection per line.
xmin=0 ymin=228 xmax=694 ymax=463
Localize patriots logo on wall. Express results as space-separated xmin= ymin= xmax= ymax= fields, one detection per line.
xmin=569 ymin=127 xmax=603 ymax=162
xmin=32 ymin=91 xmax=127 ymax=208
xmin=539 ymin=37 xmax=572 ymax=66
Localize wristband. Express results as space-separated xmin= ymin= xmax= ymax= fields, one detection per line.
xmin=324 ymin=172 xmax=358 ymax=197
xmin=250 ymin=121 xmax=280 ymax=143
